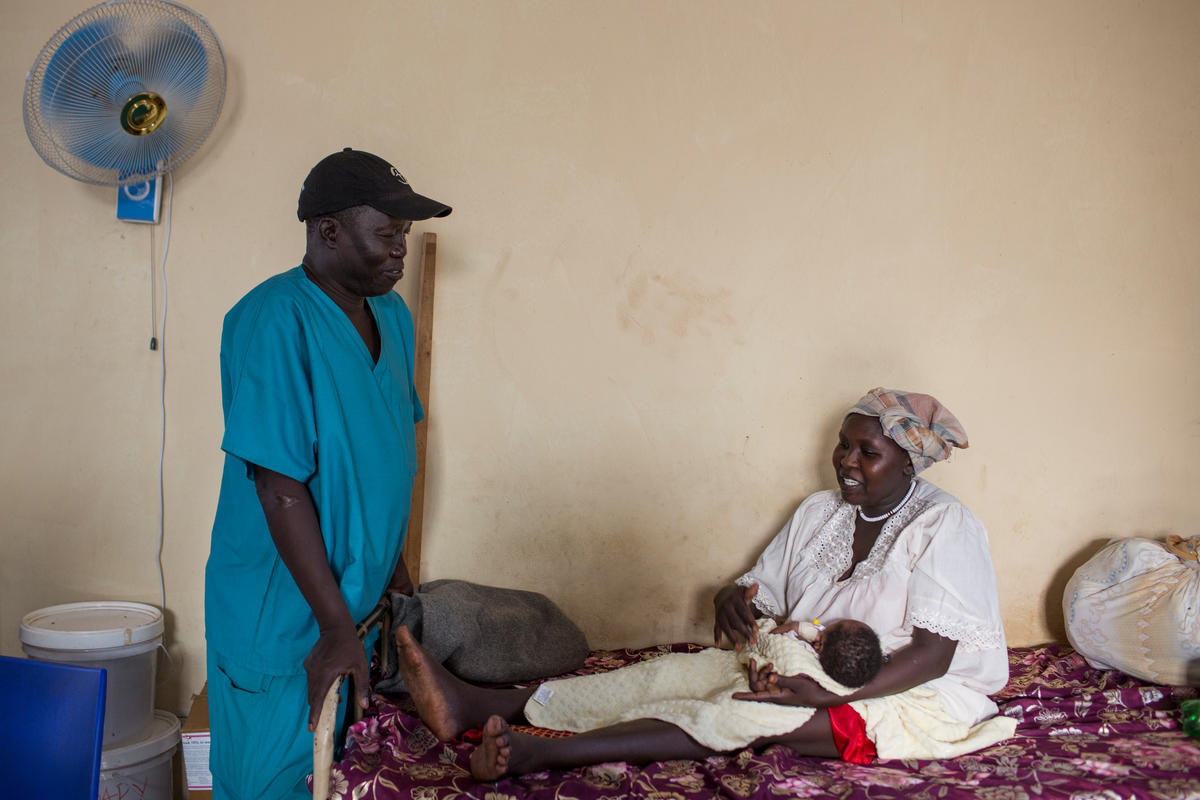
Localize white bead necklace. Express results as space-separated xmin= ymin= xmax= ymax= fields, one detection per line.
xmin=857 ymin=480 xmax=916 ymax=523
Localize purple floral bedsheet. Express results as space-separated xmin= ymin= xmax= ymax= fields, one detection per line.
xmin=318 ymin=644 xmax=1200 ymax=800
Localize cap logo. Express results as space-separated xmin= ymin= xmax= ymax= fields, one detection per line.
xmin=390 ymin=167 xmax=409 ymax=185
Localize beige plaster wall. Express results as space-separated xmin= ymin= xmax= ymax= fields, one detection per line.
xmin=2 ymin=0 xmax=1197 ymax=714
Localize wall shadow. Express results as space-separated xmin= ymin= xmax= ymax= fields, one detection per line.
xmin=1043 ymin=536 xmax=1116 ymax=643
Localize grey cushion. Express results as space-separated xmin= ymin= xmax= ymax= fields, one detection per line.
xmin=376 ymin=579 xmax=589 ymax=692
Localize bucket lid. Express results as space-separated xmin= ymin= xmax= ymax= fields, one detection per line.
xmin=101 ymin=710 xmax=180 ymax=770
xmin=19 ymin=601 xmax=164 ymax=650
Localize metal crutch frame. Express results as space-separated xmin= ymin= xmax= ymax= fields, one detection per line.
xmin=312 ymin=599 xmax=393 ymax=800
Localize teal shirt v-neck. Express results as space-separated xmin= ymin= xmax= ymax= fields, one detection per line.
xmin=206 ymin=267 xmax=423 ymax=674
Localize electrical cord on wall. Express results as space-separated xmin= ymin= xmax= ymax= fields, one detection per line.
xmin=149 ymin=217 xmax=158 ymax=350
xmin=153 ymin=173 xmax=174 ymax=613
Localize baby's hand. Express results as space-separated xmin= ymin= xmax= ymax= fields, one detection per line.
xmin=769 ymin=620 xmax=801 ymax=637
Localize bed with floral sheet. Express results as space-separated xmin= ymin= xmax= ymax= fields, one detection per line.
xmin=316 ymin=643 xmax=1200 ymax=800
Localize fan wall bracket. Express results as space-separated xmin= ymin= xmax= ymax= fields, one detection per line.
xmin=116 ymin=175 xmax=162 ymax=224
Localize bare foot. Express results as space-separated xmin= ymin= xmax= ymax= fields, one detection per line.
xmin=394 ymin=625 xmax=475 ymax=741
xmin=470 ymin=715 xmax=513 ymax=781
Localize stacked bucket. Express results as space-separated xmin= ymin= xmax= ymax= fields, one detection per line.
xmin=20 ymin=601 xmax=181 ymax=800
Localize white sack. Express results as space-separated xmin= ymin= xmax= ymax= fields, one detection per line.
xmin=1064 ymin=536 xmax=1200 ymax=686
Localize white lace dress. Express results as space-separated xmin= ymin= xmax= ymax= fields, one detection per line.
xmin=738 ymin=479 xmax=1013 ymax=757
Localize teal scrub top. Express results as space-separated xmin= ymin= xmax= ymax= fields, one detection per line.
xmin=205 ymin=267 xmax=423 ymax=674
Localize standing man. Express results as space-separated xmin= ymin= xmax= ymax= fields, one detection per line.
xmin=205 ymin=148 xmax=451 ymax=799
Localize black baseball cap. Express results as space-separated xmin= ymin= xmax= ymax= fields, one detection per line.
xmin=297 ymin=148 xmax=452 ymax=221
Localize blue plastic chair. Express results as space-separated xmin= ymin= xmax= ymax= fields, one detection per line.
xmin=0 ymin=654 xmax=107 ymax=800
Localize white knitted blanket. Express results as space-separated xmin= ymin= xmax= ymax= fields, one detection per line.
xmin=524 ymin=621 xmax=851 ymax=751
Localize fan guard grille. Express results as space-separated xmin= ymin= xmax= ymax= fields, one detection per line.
xmin=24 ymin=0 xmax=226 ymax=186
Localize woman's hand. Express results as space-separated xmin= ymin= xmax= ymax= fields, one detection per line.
xmin=733 ymin=660 xmax=841 ymax=707
xmin=743 ymin=657 xmax=780 ymax=693
xmin=303 ymin=622 xmax=370 ymax=731
xmin=714 ymin=583 xmax=761 ymax=650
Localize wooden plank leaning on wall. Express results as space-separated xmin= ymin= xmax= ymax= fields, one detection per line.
xmin=402 ymin=231 xmax=437 ymax=586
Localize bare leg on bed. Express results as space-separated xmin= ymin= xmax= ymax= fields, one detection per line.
xmin=394 ymin=625 xmax=534 ymax=741
xmin=471 ymin=716 xmax=716 ymax=780
xmin=397 ymin=624 xmax=841 ymax=778
xmin=470 ymin=709 xmax=839 ymax=781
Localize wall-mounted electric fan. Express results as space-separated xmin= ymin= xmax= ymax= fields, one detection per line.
xmin=23 ymin=0 xmax=226 ymax=189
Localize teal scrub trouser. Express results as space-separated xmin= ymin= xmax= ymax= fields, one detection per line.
xmin=206 ymin=650 xmax=351 ymax=800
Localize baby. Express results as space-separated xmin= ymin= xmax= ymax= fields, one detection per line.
xmin=789 ymin=617 xmax=884 ymax=688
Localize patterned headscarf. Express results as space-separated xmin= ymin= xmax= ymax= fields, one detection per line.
xmin=845 ymin=388 xmax=968 ymax=473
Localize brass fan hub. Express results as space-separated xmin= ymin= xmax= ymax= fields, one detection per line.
xmin=121 ymin=92 xmax=167 ymax=136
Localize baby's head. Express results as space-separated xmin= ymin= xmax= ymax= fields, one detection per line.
xmin=816 ymin=619 xmax=883 ymax=688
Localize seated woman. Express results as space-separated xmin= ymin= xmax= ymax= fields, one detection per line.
xmin=396 ymin=388 xmax=1015 ymax=779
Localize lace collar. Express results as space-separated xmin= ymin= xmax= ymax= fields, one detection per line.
xmin=808 ymin=493 xmax=932 ymax=583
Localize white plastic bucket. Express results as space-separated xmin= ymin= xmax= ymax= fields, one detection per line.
xmin=19 ymin=601 xmax=164 ymax=747
xmin=100 ymin=710 xmax=180 ymax=800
